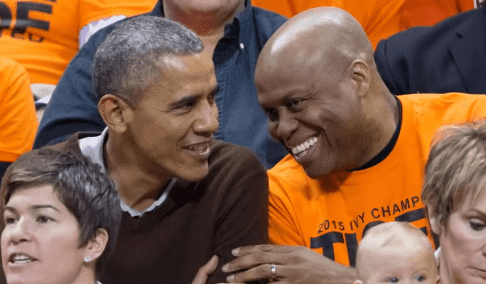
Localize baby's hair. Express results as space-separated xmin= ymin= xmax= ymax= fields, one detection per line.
xmin=356 ymin=222 xmax=434 ymax=278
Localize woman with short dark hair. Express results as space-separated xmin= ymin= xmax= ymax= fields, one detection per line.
xmin=1 ymin=148 xmax=121 ymax=284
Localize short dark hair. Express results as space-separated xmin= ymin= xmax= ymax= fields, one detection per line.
xmin=93 ymin=15 xmax=204 ymax=106
xmin=1 ymin=148 xmax=121 ymax=274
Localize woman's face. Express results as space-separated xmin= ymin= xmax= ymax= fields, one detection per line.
xmin=433 ymin=191 xmax=486 ymax=284
xmin=1 ymin=184 xmax=88 ymax=284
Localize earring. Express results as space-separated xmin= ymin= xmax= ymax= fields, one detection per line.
xmin=84 ymin=256 xmax=92 ymax=263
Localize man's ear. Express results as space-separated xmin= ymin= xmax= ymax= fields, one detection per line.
xmin=351 ymin=59 xmax=370 ymax=97
xmin=426 ymin=206 xmax=441 ymax=235
xmin=84 ymin=228 xmax=109 ymax=263
xmin=98 ymin=95 xmax=133 ymax=133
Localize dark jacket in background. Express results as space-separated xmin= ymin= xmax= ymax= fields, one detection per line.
xmin=375 ymin=8 xmax=486 ymax=95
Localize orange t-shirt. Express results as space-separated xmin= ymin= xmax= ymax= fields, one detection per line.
xmin=401 ymin=0 xmax=475 ymax=29
xmin=268 ymin=93 xmax=486 ymax=267
xmin=252 ymin=0 xmax=404 ymax=49
xmin=0 ymin=0 xmax=156 ymax=85
xmin=0 ymin=56 xmax=38 ymax=162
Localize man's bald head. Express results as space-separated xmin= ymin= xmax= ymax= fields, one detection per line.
xmin=256 ymin=7 xmax=374 ymax=93
xmin=255 ymin=7 xmax=398 ymax=178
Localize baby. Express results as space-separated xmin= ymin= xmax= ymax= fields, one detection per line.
xmin=354 ymin=222 xmax=438 ymax=284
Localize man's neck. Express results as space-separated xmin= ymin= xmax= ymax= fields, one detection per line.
xmin=162 ymin=1 xmax=245 ymax=55
xmin=367 ymin=86 xmax=400 ymax=162
xmin=104 ymin=135 xmax=171 ymax=211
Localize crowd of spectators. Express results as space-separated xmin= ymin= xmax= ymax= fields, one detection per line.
xmin=1 ymin=0 xmax=486 ymax=283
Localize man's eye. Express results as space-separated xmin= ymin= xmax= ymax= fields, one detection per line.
xmin=469 ymin=220 xmax=486 ymax=231
xmin=183 ymin=101 xmax=197 ymax=108
xmin=208 ymin=93 xmax=216 ymax=104
xmin=265 ymin=109 xmax=279 ymax=122
xmin=387 ymin=277 xmax=399 ymax=283
xmin=285 ymin=99 xmax=302 ymax=110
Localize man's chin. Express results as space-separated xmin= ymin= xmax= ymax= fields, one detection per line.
xmin=177 ymin=164 xmax=209 ymax=182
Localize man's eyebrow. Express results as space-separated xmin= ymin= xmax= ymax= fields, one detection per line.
xmin=168 ymin=94 xmax=201 ymax=109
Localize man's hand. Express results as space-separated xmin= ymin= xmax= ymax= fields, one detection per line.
xmin=221 ymin=244 xmax=357 ymax=284
xmin=192 ymin=255 xmax=219 ymax=284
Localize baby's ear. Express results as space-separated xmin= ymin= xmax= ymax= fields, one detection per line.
xmin=354 ymin=280 xmax=364 ymax=284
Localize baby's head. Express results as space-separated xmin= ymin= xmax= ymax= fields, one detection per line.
xmin=354 ymin=222 xmax=437 ymax=284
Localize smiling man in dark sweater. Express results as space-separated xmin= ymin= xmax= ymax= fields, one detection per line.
xmin=0 ymin=16 xmax=268 ymax=284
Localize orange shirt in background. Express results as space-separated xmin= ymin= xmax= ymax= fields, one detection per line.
xmin=252 ymin=0 xmax=404 ymax=49
xmin=0 ymin=0 xmax=156 ymax=85
xmin=0 ymin=56 xmax=38 ymax=162
xmin=401 ymin=0 xmax=475 ymax=28
xmin=268 ymin=93 xmax=486 ymax=267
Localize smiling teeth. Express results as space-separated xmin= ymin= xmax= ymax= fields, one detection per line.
xmin=186 ymin=143 xmax=209 ymax=154
xmin=291 ymin=137 xmax=318 ymax=157
xmin=11 ymin=254 xmax=33 ymax=264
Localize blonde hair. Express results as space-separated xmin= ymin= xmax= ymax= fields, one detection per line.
xmin=422 ymin=119 xmax=486 ymax=227
xmin=356 ymin=222 xmax=434 ymax=279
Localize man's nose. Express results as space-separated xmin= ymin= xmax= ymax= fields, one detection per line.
xmin=193 ymin=100 xmax=219 ymax=135
xmin=273 ymin=110 xmax=298 ymax=142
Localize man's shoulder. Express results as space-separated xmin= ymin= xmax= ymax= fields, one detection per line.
xmin=399 ymin=92 xmax=486 ymax=105
xmin=267 ymin=154 xmax=313 ymax=188
xmin=208 ymin=140 xmax=265 ymax=171
xmin=399 ymin=93 xmax=486 ymax=124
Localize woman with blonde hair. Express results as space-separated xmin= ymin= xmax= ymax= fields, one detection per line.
xmin=422 ymin=120 xmax=486 ymax=284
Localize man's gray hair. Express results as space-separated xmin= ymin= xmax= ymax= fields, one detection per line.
xmin=93 ymin=15 xmax=204 ymax=106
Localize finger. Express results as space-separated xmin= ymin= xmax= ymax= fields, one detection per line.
xmin=226 ymin=263 xmax=276 ymax=283
xmin=232 ymin=244 xmax=298 ymax=257
xmin=191 ymin=255 xmax=219 ymax=284
xmin=222 ymin=250 xmax=284 ymax=273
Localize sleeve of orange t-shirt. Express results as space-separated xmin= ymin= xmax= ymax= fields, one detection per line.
xmin=268 ymin=168 xmax=307 ymax=246
xmin=0 ymin=58 xmax=38 ymax=162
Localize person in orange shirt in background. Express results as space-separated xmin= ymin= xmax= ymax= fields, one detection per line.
xmin=0 ymin=0 xmax=156 ymax=99
xmin=253 ymin=0 xmax=483 ymax=48
xmin=252 ymin=0 xmax=404 ymax=49
xmin=0 ymin=56 xmax=38 ymax=181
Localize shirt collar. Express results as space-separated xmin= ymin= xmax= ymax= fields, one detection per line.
xmin=78 ymin=128 xmax=176 ymax=217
